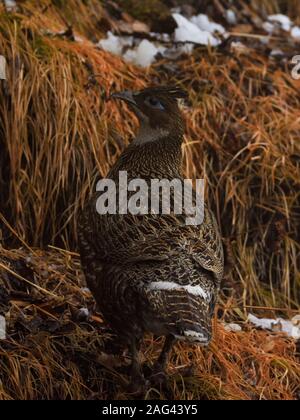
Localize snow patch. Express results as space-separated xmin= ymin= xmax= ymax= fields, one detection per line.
xmin=98 ymin=12 xmax=228 ymax=66
xmin=268 ymin=14 xmax=292 ymax=32
xmin=98 ymin=10 xmax=298 ymax=68
xmin=4 ymin=0 xmax=16 ymax=11
xmin=190 ymin=14 xmax=226 ymax=35
xmin=226 ymin=10 xmax=237 ymax=26
xmin=78 ymin=307 xmax=89 ymax=317
xmin=77 ymin=308 xmax=90 ymax=321
xmin=263 ymin=15 xmax=292 ymax=34
xmin=262 ymin=22 xmax=275 ymax=34
xmin=173 ymin=13 xmax=222 ymax=47
xmin=270 ymin=49 xmax=284 ymax=57
xmin=150 ymin=32 xmax=170 ymax=42
xmin=98 ymin=31 xmax=133 ymax=56
xmin=98 ymin=32 xmax=164 ymax=67
xmin=230 ymin=41 xmax=248 ymax=53
xmin=224 ymin=323 xmax=242 ymax=332
xmin=74 ymin=35 xmax=84 ymax=43
xmin=123 ymin=39 xmax=165 ymax=67
xmin=291 ymin=26 xmax=300 ymax=40
xmin=248 ymin=314 xmax=300 ymax=340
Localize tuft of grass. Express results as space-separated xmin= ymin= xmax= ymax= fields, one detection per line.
xmin=0 ymin=0 xmax=299 ymax=400
xmin=1 ymin=3 xmax=299 ymax=310
xmin=0 ymin=9 xmax=146 ymax=248
xmin=0 ymin=246 xmax=299 ymax=400
xmin=17 ymin=0 xmax=105 ymax=40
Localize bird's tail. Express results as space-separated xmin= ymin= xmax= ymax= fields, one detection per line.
xmin=143 ymin=282 xmax=215 ymax=345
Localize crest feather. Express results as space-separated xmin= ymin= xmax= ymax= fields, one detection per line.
xmin=139 ymin=85 xmax=188 ymax=101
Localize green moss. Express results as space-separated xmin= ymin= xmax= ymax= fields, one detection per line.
xmin=31 ymin=35 xmax=54 ymax=60
xmin=0 ymin=12 xmax=54 ymax=60
xmin=0 ymin=10 xmax=23 ymax=26
xmin=21 ymin=0 xmax=104 ymax=40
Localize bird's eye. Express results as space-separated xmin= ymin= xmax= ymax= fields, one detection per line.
xmin=145 ymin=96 xmax=165 ymax=110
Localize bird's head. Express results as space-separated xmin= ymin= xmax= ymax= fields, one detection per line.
xmin=110 ymin=86 xmax=187 ymax=144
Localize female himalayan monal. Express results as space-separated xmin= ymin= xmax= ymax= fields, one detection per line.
xmin=78 ymin=86 xmax=224 ymax=391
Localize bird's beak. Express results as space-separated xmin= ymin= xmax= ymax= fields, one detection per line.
xmin=109 ymin=90 xmax=137 ymax=106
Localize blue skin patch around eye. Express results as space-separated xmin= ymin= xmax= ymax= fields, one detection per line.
xmin=145 ymin=96 xmax=165 ymax=110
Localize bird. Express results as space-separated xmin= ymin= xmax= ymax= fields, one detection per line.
xmin=78 ymin=85 xmax=224 ymax=389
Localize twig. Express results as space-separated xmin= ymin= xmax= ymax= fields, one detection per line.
xmin=227 ymin=32 xmax=284 ymax=41
xmin=48 ymin=245 xmax=80 ymax=257
xmin=0 ymin=213 xmax=38 ymax=255
xmin=0 ymin=262 xmax=59 ymax=298
xmin=243 ymin=305 xmax=299 ymax=313
xmin=220 ymin=304 xmax=299 ymax=313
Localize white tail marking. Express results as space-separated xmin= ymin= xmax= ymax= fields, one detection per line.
xmin=175 ymin=330 xmax=209 ymax=344
xmin=148 ymin=281 xmax=210 ymax=301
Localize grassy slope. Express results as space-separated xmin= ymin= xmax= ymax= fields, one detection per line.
xmin=0 ymin=0 xmax=299 ymax=399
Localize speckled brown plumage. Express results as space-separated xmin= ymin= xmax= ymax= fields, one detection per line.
xmin=78 ymin=86 xmax=224 ymax=387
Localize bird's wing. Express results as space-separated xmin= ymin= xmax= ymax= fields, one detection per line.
xmin=81 ymin=193 xmax=223 ymax=284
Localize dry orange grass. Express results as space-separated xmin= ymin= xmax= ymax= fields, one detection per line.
xmin=0 ymin=246 xmax=299 ymax=400
xmin=0 ymin=1 xmax=299 ymax=400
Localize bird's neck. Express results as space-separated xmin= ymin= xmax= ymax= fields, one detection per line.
xmin=132 ymin=126 xmax=170 ymax=146
xmin=110 ymin=129 xmax=183 ymax=179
